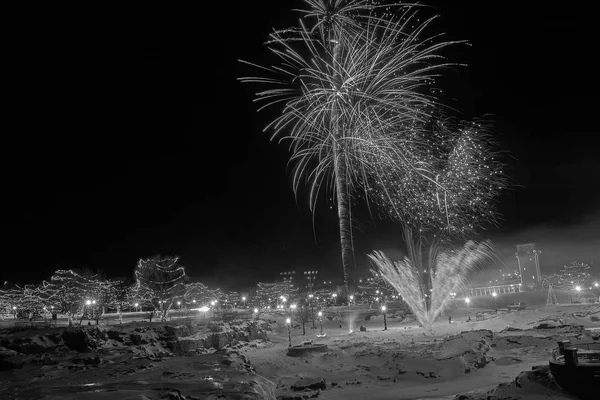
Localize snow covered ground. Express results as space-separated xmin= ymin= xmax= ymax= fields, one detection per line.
xmin=1 ymin=291 xmax=599 ymax=399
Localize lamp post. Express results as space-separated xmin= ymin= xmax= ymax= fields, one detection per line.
xmin=242 ymin=296 xmax=246 ymax=308
xmin=492 ymin=292 xmax=498 ymax=311
xmin=318 ymin=311 xmax=324 ymax=336
xmin=308 ymin=294 xmax=316 ymax=329
xmin=465 ymin=297 xmax=471 ymax=321
xmin=286 ymin=317 xmax=292 ymax=347
xmin=253 ymin=308 xmax=259 ymax=320
xmin=12 ymin=306 xmax=17 ymax=319
xmin=381 ymin=305 xmax=387 ymax=330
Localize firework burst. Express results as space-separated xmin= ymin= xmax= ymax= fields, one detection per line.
xmin=240 ymin=1 xmax=463 ymax=299
xmin=369 ymin=238 xmax=497 ymax=333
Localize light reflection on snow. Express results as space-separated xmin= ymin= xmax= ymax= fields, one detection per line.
xmin=201 ymin=376 xmax=224 ymax=389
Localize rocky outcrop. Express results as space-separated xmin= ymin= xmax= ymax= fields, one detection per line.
xmin=172 ymin=320 xmax=268 ymax=355
xmin=0 ymin=320 xmax=269 ymax=369
xmin=0 ymin=350 xmax=276 ymax=400
xmin=453 ymin=365 xmax=578 ymax=400
xmin=434 ymin=330 xmax=494 ymax=372
xmin=0 ymin=347 xmax=24 ymax=371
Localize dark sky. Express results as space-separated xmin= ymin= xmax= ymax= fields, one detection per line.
xmin=2 ymin=2 xmax=599 ymax=290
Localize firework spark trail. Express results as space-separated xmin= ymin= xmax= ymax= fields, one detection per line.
xmin=369 ymin=240 xmax=497 ymax=333
xmin=239 ymin=1 xmax=464 ymax=214
xmin=368 ymin=117 xmax=507 ymax=238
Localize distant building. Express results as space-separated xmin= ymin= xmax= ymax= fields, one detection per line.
xmin=515 ymin=243 xmax=542 ymax=289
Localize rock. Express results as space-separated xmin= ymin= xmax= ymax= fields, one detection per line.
xmin=533 ymin=321 xmax=566 ymax=329
xmin=291 ymin=377 xmax=327 ymax=391
xmin=61 ymin=328 xmax=98 ymax=352
xmin=0 ymin=347 xmax=24 ymax=371
xmin=220 ymin=356 xmax=234 ymax=366
xmin=130 ymin=332 xmax=148 ymax=345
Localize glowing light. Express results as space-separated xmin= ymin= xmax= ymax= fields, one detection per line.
xmin=381 ymin=305 xmax=386 ymax=312
xmin=465 ymin=297 xmax=471 ymax=304
xmin=286 ymin=317 xmax=291 ymax=324
xmin=253 ymin=308 xmax=259 ymax=313
xmin=492 ymin=292 xmax=497 ymax=297
xmin=198 ymin=306 xmax=210 ymax=312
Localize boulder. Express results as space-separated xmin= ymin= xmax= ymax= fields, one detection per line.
xmin=61 ymin=328 xmax=97 ymax=352
xmin=0 ymin=346 xmax=24 ymax=371
xmin=291 ymin=377 xmax=327 ymax=391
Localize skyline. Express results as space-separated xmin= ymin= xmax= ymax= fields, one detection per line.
xmin=1 ymin=2 xmax=599 ymax=290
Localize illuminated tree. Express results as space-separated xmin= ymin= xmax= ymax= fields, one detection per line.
xmin=542 ymin=261 xmax=592 ymax=290
xmin=134 ymin=255 xmax=187 ymax=321
xmin=184 ymin=282 xmax=221 ymax=307
xmin=103 ymin=278 xmax=135 ymax=324
xmin=221 ymin=291 xmax=241 ymax=308
xmin=0 ymin=285 xmax=25 ymax=319
xmin=44 ymin=270 xmax=99 ymax=326
xmin=240 ymin=1 xmax=462 ymax=301
xmin=255 ymin=281 xmax=297 ymax=308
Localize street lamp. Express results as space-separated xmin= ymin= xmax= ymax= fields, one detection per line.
xmin=381 ymin=305 xmax=387 ymax=330
xmin=465 ymin=297 xmax=471 ymax=321
xmin=317 ymin=311 xmax=324 ymax=337
xmin=242 ymin=296 xmax=246 ymax=308
xmin=134 ymin=303 xmax=139 ymax=312
xmin=308 ymin=294 xmax=316 ymax=329
xmin=574 ymin=286 xmax=582 ymax=303
xmin=286 ymin=317 xmax=292 ymax=347
xmin=492 ymin=292 xmax=498 ymax=311
xmin=12 ymin=306 xmax=16 ymax=319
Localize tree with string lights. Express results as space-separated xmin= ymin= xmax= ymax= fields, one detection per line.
xmin=43 ymin=270 xmax=99 ymax=326
xmin=103 ymin=278 xmax=136 ymax=324
xmin=184 ymin=282 xmax=221 ymax=308
xmin=134 ymin=255 xmax=187 ymax=322
xmin=240 ymin=0 xmax=463 ymax=302
xmin=542 ymin=261 xmax=593 ymax=290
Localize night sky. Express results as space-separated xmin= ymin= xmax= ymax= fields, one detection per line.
xmin=2 ymin=2 xmax=599 ymax=290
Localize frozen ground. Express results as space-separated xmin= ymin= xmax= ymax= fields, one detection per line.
xmin=0 ymin=290 xmax=599 ymax=399
xmin=246 ymin=302 xmax=600 ymax=399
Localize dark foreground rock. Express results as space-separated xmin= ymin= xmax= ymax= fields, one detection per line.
xmin=0 ymin=351 xmax=276 ymax=400
xmin=453 ymin=365 xmax=578 ymax=400
xmin=0 ymin=319 xmax=269 ymax=363
xmin=0 ymin=347 xmax=24 ymax=371
xmin=291 ymin=377 xmax=327 ymax=391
